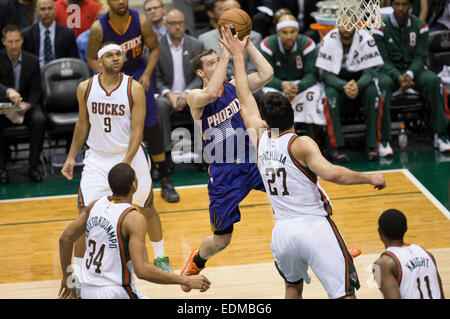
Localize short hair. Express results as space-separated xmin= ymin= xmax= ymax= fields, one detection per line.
xmin=2 ymin=24 xmax=22 ymax=38
xmin=143 ymin=0 xmax=162 ymax=8
xmin=108 ymin=163 xmax=136 ymax=197
xmin=260 ymin=92 xmax=294 ymax=132
xmin=204 ymin=0 xmax=223 ymax=12
xmin=378 ymin=209 xmax=408 ymax=240
xmin=191 ymin=49 xmax=216 ymax=73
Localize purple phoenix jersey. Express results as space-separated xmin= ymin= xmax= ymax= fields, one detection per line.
xmin=200 ymin=82 xmax=255 ymax=165
xmin=99 ymin=9 xmax=158 ymax=126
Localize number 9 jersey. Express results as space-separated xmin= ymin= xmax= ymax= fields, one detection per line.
xmin=85 ymin=73 xmax=133 ymax=155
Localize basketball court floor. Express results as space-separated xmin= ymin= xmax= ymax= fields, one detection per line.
xmin=0 ymin=147 xmax=449 ymax=299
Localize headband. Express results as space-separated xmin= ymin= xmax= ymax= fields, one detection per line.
xmin=276 ymin=20 xmax=299 ymax=31
xmin=98 ymin=44 xmax=122 ymax=59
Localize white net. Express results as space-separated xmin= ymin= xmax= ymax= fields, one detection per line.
xmin=336 ymin=0 xmax=384 ymax=34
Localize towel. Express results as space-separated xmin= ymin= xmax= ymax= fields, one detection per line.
xmin=316 ymin=28 xmax=384 ymax=75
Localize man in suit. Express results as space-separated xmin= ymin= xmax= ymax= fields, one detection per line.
xmin=154 ymin=8 xmax=203 ymax=187
xmin=22 ymin=0 xmax=79 ymax=68
xmin=0 ymin=24 xmax=46 ymax=184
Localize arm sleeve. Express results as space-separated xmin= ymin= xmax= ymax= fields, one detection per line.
xmin=408 ymin=25 xmax=428 ymax=77
xmin=321 ymin=71 xmax=348 ymax=91
xmin=374 ymin=33 xmax=402 ymax=82
xmin=356 ymin=68 xmax=376 ymax=91
xmin=27 ymin=61 xmax=42 ymax=108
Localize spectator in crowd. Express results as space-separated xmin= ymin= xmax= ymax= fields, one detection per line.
xmin=54 ymin=0 xmax=101 ymax=38
xmin=144 ymin=0 xmax=166 ymax=39
xmin=374 ymin=0 xmax=450 ymax=154
xmin=23 ymin=0 xmax=79 ymax=69
xmin=14 ymin=0 xmax=35 ymax=30
xmin=316 ymin=16 xmax=385 ymax=163
xmin=0 ymin=24 xmax=46 ymax=184
xmin=382 ymin=0 xmax=428 ymax=22
xmin=199 ymin=0 xmax=262 ymax=81
xmin=154 ymin=8 xmax=203 ymax=180
xmin=259 ymin=14 xmax=323 ymax=138
xmin=253 ymin=0 xmax=320 ymax=43
xmin=428 ymin=0 xmax=450 ymax=31
xmin=0 ymin=0 xmax=19 ymax=49
xmin=196 ymin=0 xmax=224 ymax=36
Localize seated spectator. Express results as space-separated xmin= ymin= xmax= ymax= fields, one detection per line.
xmin=23 ymin=0 xmax=79 ymax=69
xmin=253 ymin=0 xmax=319 ymax=43
xmin=199 ymin=0 xmax=262 ymax=81
xmin=196 ymin=0 xmax=224 ymax=36
xmin=428 ymin=0 xmax=450 ymax=31
xmin=374 ymin=0 xmax=450 ymax=154
xmin=0 ymin=24 xmax=46 ymax=184
xmin=0 ymin=0 xmax=19 ymax=49
xmin=154 ymin=8 xmax=203 ymax=175
xmin=172 ymin=0 xmax=196 ymax=36
xmin=144 ymin=0 xmax=166 ymax=39
xmin=76 ymin=28 xmax=90 ymax=62
xmin=259 ymin=14 xmax=324 ymax=138
xmin=316 ymin=16 xmax=384 ymax=162
xmin=54 ymin=0 xmax=101 ymax=38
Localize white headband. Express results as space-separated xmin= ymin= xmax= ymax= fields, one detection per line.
xmin=98 ymin=44 xmax=122 ymax=59
xmin=276 ymin=20 xmax=299 ymax=31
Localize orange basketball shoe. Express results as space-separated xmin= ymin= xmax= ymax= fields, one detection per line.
xmin=348 ymin=248 xmax=361 ymax=258
xmin=180 ymin=249 xmax=205 ymax=292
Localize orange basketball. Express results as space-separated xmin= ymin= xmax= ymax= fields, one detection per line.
xmin=217 ymin=8 xmax=252 ymax=40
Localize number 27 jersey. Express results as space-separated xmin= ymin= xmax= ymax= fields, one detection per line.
xmin=85 ymin=73 xmax=134 ymax=154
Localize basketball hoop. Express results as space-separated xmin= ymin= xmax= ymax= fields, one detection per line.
xmin=335 ymin=0 xmax=384 ymax=35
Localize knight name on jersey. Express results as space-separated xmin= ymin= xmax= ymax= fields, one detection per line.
xmin=86 ymin=216 xmax=118 ymax=248
xmin=207 ymin=98 xmax=240 ymax=128
xmin=91 ymin=102 xmax=126 ymax=116
xmin=405 ymin=256 xmax=430 ymax=272
xmin=258 ymin=150 xmax=287 ymax=165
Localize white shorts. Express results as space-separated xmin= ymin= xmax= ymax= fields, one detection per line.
xmin=78 ymin=145 xmax=153 ymax=208
xmin=270 ymin=214 xmax=360 ymax=299
xmin=81 ymin=284 xmax=148 ymax=299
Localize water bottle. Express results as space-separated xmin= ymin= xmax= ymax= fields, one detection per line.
xmin=398 ymin=124 xmax=408 ymax=150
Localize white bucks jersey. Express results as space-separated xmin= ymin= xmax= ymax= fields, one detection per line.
xmin=85 ymin=73 xmax=133 ymax=154
xmin=80 ymin=196 xmax=137 ymax=291
xmin=381 ymin=244 xmax=441 ymax=299
xmin=257 ymin=131 xmax=332 ymax=220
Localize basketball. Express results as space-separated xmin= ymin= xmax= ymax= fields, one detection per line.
xmin=217 ymin=8 xmax=252 ymax=41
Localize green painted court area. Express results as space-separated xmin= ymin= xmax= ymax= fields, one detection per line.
xmin=0 ymin=148 xmax=449 ymax=209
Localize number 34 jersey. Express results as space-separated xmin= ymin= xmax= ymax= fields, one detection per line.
xmin=257 ymin=130 xmax=333 ymax=221
xmin=80 ymin=196 xmax=137 ymax=289
xmin=85 ymin=73 xmax=134 ymax=155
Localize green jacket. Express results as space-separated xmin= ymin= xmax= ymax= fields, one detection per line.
xmin=259 ymin=33 xmax=318 ymax=93
xmin=373 ymin=12 xmax=429 ymax=82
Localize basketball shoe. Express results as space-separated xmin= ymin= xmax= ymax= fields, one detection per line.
xmin=180 ymin=249 xmax=204 ymax=292
xmin=154 ymin=255 xmax=174 ymax=273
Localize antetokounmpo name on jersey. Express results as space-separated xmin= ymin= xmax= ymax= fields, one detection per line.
xmin=207 ymin=98 xmax=241 ymax=128
xmin=91 ymin=102 xmax=126 ymax=116
xmin=86 ymin=216 xmax=118 ymax=248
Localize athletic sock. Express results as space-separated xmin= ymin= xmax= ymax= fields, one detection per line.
xmin=151 ymin=239 xmax=165 ymax=258
xmin=156 ymin=160 xmax=168 ymax=180
xmin=193 ymin=252 xmax=207 ymax=269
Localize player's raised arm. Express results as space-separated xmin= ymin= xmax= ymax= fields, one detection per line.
xmin=244 ymin=38 xmax=274 ymax=93
xmin=124 ymin=211 xmax=211 ymax=291
xmin=292 ymin=135 xmax=386 ymax=190
xmin=122 ymin=80 xmax=146 ymax=165
xmin=86 ymin=21 xmax=105 ymax=74
xmin=61 ymin=80 xmax=91 ymax=180
xmin=219 ymin=25 xmax=267 ymax=142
